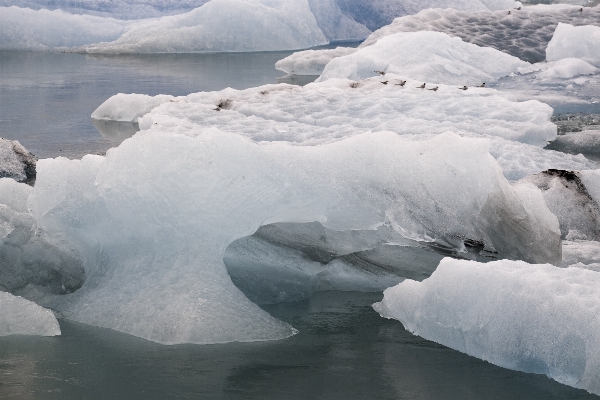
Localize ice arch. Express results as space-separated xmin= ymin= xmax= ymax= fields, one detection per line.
xmin=30 ymin=130 xmax=559 ymax=344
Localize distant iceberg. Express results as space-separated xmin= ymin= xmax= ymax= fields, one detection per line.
xmin=0 ymin=0 xmax=519 ymax=52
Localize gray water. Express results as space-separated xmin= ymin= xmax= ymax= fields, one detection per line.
xmin=0 ymin=292 xmax=596 ymax=400
xmin=0 ymin=50 xmax=598 ymax=399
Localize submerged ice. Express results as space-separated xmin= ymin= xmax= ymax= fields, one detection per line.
xmin=0 ymin=291 xmax=60 ymax=337
xmin=374 ymin=258 xmax=600 ymax=396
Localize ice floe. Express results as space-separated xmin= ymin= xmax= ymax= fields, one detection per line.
xmin=374 ymin=257 xmax=600 ymax=396
xmin=0 ymin=291 xmax=60 ymax=337
xmin=547 ymin=23 xmax=600 ymax=67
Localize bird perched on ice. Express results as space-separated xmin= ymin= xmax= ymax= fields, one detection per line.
xmin=477 ymin=83 xmax=486 ymax=88
xmin=428 ymin=86 xmax=439 ymax=91
xmin=374 ymin=70 xmax=386 ymax=76
xmin=579 ymin=7 xmax=583 ymax=12
xmin=417 ymin=83 xmax=426 ymax=89
xmin=458 ymin=86 xmax=468 ymax=90
xmin=508 ymin=10 xmax=511 ymax=15
xmin=514 ymin=6 xmax=521 ymax=10
xmin=381 ymin=81 xmax=389 ymax=85
xmin=396 ymin=80 xmax=407 ymax=86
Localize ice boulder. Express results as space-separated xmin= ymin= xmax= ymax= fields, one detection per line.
xmin=0 ymin=291 xmax=60 ymax=336
xmin=81 ymin=0 xmax=328 ymax=53
xmin=547 ymin=23 xmax=600 ymax=67
xmin=91 ymin=93 xmax=178 ymax=123
xmin=30 ymin=130 xmax=560 ymax=344
xmin=0 ymin=178 xmax=85 ymax=295
xmin=374 ymin=258 xmax=600 ymax=396
xmin=316 ymin=31 xmax=530 ymax=86
xmin=0 ymin=138 xmax=36 ymax=185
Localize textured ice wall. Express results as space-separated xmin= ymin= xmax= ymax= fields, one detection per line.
xmin=547 ymin=23 xmax=600 ymax=67
xmin=317 ymin=31 xmax=529 ymax=85
xmin=0 ymin=291 xmax=60 ymax=336
xmin=0 ymin=6 xmax=129 ymax=50
xmin=361 ymin=5 xmax=600 ymax=63
xmin=374 ymin=258 xmax=600 ymax=396
xmin=30 ymin=130 xmax=560 ymax=344
xmin=0 ymin=178 xmax=85 ymax=295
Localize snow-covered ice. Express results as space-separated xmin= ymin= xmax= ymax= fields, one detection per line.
xmin=317 ymin=31 xmax=529 ymax=86
xmin=0 ymin=291 xmax=60 ymax=336
xmin=374 ymin=257 xmax=600 ymax=396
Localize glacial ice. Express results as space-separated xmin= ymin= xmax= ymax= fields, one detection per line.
xmin=374 ymin=257 xmax=600 ymax=396
xmin=316 ymin=31 xmax=530 ymax=86
xmin=0 ymin=178 xmax=85 ymax=295
xmin=546 ymin=130 xmax=600 ymax=156
xmin=0 ymin=291 xmax=60 ymax=337
xmin=0 ymin=138 xmax=36 ymax=185
xmin=275 ymin=47 xmax=358 ymax=76
xmin=547 ymin=23 xmax=600 ymax=67
xmin=561 ymin=240 xmax=600 ymax=270
xmin=28 ymin=129 xmax=561 ymax=344
xmin=361 ymin=5 xmax=600 ymax=63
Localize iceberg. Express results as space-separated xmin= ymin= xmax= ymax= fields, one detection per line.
xmin=275 ymin=47 xmax=358 ymax=76
xmin=547 ymin=23 xmax=600 ymax=67
xmin=28 ymin=129 xmax=560 ymax=344
xmin=374 ymin=257 xmax=600 ymax=396
xmin=0 ymin=291 xmax=60 ymax=337
xmin=316 ymin=31 xmax=530 ymax=86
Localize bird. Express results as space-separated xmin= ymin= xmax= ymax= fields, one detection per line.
xmin=514 ymin=6 xmax=521 ymax=10
xmin=350 ymin=82 xmax=359 ymax=88
xmin=395 ymin=80 xmax=407 ymax=86
xmin=374 ymin=70 xmax=386 ymax=76
xmin=427 ymin=86 xmax=439 ymax=91
xmin=381 ymin=81 xmax=389 ymax=85
xmin=417 ymin=83 xmax=426 ymax=89
xmin=508 ymin=10 xmax=511 ymax=15
xmin=579 ymin=7 xmax=583 ymax=12
xmin=477 ymin=83 xmax=486 ymax=88
xmin=458 ymin=86 xmax=468 ymax=90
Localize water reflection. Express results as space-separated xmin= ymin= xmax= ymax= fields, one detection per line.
xmin=0 ymin=292 xmax=596 ymax=399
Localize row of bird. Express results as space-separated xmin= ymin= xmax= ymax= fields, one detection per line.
xmin=374 ymin=71 xmax=485 ymax=91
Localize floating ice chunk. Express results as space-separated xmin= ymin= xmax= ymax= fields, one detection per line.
xmin=360 ymin=6 xmax=600 ymax=63
xmin=91 ymin=93 xmax=178 ymax=123
xmin=0 ymin=178 xmax=85 ymax=295
xmin=275 ymin=47 xmax=358 ymax=75
xmin=317 ymin=31 xmax=530 ymax=86
xmin=0 ymin=6 xmax=129 ymax=50
xmin=374 ymin=258 xmax=600 ymax=396
xmin=547 ymin=23 xmax=600 ymax=67
xmin=99 ymin=78 xmax=556 ymax=147
xmin=0 ymin=291 xmax=60 ymax=336
xmin=82 ymin=0 xmax=327 ymax=53
xmin=0 ymin=138 xmax=36 ymax=185
xmin=537 ymin=58 xmax=599 ymax=79
xmin=30 ymin=131 xmax=559 ymax=344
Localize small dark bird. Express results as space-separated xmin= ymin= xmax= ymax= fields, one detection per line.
xmin=428 ymin=86 xmax=439 ymax=91
xmin=375 ymin=70 xmax=386 ymax=76
xmin=477 ymin=83 xmax=486 ymax=87
xmin=350 ymin=82 xmax=359 ymax=88
xmin=515 ymin=6 xmax=521 ymax=10
xmin=417 ymin=83 xmax=426 ymax=89
xmin=508 ymin=10 xmax=511 ymax=15
xmin=458 ymin=86 xmax=468 ymax=90
xmin=381 ymin=81 xmax=389 ymax=85
xmin=395 ymin=80 xmax=407 ymax=86
xmin=579 ymin=7 xmax=583 ymax=12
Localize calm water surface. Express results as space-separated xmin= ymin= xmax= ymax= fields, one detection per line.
xmin=0 ymin=49 xmax=598 ymax=400
xmin=0 ymin=292 xmax=596 ymax=400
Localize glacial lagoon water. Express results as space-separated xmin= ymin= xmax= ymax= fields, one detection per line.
xmin=0 ymin=49 xmax=598 ymax=399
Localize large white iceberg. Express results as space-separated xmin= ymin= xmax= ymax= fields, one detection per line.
xmin=29 ymin=128 xmax=560 ymax=344
xmin=374 ymin=257 xmax=600 ymax=396
xmin=316 ymin=31 xmax=530 ymax=86
xmin=0 ymin=291 xmax=60 ymax=336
